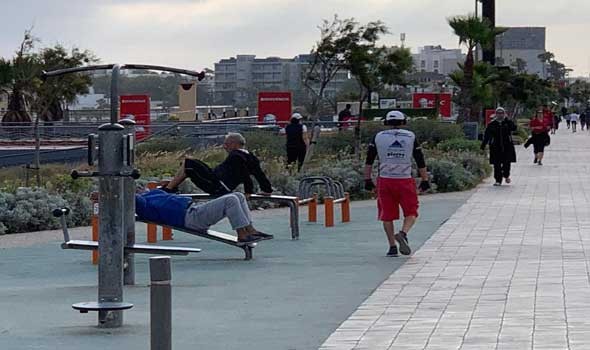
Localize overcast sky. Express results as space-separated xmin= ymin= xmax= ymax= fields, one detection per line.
xmin=1 ymin=0 xmax=588 ymax=76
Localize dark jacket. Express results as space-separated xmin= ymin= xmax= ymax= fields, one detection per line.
xmin=285 ymin=123 xmax=306 ymax=148
xmin=481 ymin=118 xmax=517 ymax=164
xmin=213 ymin=149 xmax=273 ymax=194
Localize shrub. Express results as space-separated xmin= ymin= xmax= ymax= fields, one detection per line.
xmin=408 ymin=119 xmax=464 ymax=146
xmin=427 ymin=158 xmax=477 ymax=192
xmin=0 ymin=187 xmax=92 ymax=234
xmin=136 ymin=136 xmax=192 ymax=155
xmin=438 ymin=138 xmax=482 ymax=153
xmin=452 ymin=152 xmax=492 ymax=180
xmin=241 ymin=130 xmax=285 ymax=158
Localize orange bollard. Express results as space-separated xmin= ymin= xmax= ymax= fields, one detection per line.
xmin=162 ymin=226 xmax=173 ymax=241
xmin=308 ymin=194 xmax=318 ymax=222
xmin=146 ymin=181 xmax=158 ymax=243
xmin=341 ymin=192 xmax=351 ymax=223
xmin=324 ymin=196 xmax=334 ymax=227
xmin=159 ymin=180 xmax=174 ymax=241
xmin=91 ymin=191 xmax=99 ymax=264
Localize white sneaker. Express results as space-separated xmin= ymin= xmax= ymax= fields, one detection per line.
xmin=493 ymin=182 xmax=501 ymax=186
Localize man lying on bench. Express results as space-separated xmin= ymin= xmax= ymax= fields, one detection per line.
xmin=136 ymin=189 xmax=273 ymax=244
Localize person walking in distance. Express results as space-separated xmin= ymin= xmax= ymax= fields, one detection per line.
xmin=337 ymin=104 xmax=353 ymax=130
xmin=481 ymin=107 xmax=517 ymax=186
xmin=580 ymin=110 xmax=587 ymax=131
xmin=364 ymin=111 xmax=430 ymax=257
xmin=570 ymin=110 xmax=579 ymax=133
xmin=284 ymin=113 xmax=309 ymax=170
xmin=528 ymin=109 xmax=549 ymax=166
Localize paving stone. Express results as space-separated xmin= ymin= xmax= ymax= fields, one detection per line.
xmin=320 ymin=131 xmax=588 ymax=349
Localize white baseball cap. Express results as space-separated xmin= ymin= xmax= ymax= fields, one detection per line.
xmin=495 ymin=107 xmax=506 ymax=113
xmin=291 ymin=113 xmax=303 ymax=120
xmin=385 ymin=110 xmax=406 ymax=121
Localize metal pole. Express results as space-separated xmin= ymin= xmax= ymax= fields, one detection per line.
xmin=482 ymin=0 xmax=496 ymax=65
xmin=97 ymin=122 xmax=126 ymax=328
xmin=150 ymin=256 xmax=172 ymax=350
xmin=120 ymin=118 xmax=136 ymax=286
xmin=111 ymin=65 xmax=121 ymax=124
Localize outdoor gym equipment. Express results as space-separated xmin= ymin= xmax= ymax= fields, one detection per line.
xmin=44 ymin=63 xmax=205 ymax=328
xmin=297 ymin=176 xmax=351 ymax=227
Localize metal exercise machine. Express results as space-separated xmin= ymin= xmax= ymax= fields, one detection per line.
xmin=45 ymin=64 xmax=205 ymax=328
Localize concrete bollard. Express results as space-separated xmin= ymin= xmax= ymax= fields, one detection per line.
xmin=324 ymin=196 xmax=334 ymax=227
xmin=341 ymin=192 xmax=351 ymax=223
xmin=308 ymin=194 xmax=317 ymax=222
xmin=150 ymin=256 xmax=172 ymax=350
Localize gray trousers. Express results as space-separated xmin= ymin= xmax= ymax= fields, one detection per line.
xmin=184 ymin=193 xmax=252 ymax=232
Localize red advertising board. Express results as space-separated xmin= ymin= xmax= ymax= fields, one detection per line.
xmin=120 ymin=95 xmax=150 ymax=141
xmin=257 ymin=92 xmax=292 ymax=125
xmin=412 ymin=93 xmax=452 ymax=119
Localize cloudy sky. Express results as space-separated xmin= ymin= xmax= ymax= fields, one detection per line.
xmin=1 ymin=0 xmax=588 ymax=76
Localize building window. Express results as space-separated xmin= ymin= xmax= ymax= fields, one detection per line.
xmin=421 ymin=60 xmax=426 ymax=68
xmin=433 ymin=61 xmax=439 ymax=69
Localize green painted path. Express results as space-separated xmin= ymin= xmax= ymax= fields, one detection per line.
xmin=0 ymin=192 xmax=470 ymax=350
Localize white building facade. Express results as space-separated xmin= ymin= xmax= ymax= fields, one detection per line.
xmin=412 ymin=45 xmax=465 ymax=76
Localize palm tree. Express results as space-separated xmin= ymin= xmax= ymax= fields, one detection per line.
xmin=448 ymin=14 xmax=505 ymax=122
xmin=537 ymin=51 xmax=554 ymax=79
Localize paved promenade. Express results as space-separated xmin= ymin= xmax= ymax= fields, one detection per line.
xmin=321 ymin=128 xmax=590 ymax=350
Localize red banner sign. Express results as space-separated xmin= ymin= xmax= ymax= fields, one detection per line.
xmin=257 ymin=92 xmax=292 ymax=125
xmin=120 ymin=95 xmax=150 ymax=141
xmin=412 ymin=93 xmax=452 ymax=118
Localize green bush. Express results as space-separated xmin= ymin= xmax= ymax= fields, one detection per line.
xmin=408 ymin=119 xmax=464 ymax=146
xmin=438 ymin=138 xmax=482 ymax=153
xmin=137 ymin=136 xmax=192 ymax=155
xmin=0 ymin=187 xmax=92 ymax=234
xmin=427 ymin=158 xmax=477 ymax=192
xmin=242 ymin=130 xmax=285 ymax=158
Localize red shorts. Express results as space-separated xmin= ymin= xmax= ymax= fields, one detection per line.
xmin=377 ymin=177 xmax=419 ymax=221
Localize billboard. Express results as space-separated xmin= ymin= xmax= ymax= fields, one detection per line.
xmin=120 ymin=95 xmax=150 ymax=141
xmin=257 ymin=92 xmax=292 ymax=125
xmin=412 ymin=93 xmax=452 ymax=119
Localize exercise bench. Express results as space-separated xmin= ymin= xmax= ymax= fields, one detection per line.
xmin=179 ymin=193 xmax=300 ymax=240
xmin=54 ymin=208 xmax=202 ymax=256
xmin=136 ymin=218 xmax=258 ymax=260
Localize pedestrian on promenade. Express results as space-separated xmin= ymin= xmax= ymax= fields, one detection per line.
xmin=527 ymin=109 xmax=549 ymax=166
xmin=338 ymin=104 xmax=353 ymax=130
xmin=570 ymin=110 xmax=579 ymax=132
xmin=580 ymin=110 xmax=587 ymax=131
xmin=552 ymin=111 xmax=561 ymax=134
xmin=284 ymin=113 xmax=309 ymax=171
xmin=564 ymin=110 xmax=571 ymax=129
xmin=364 ymin=110 xmax=430 ymax=257
xmin=481 ymin=107 xmax=517 ymax=186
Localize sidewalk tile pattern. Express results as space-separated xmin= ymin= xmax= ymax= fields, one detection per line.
xmin=320 ymin=130 xmax=590 ymax=349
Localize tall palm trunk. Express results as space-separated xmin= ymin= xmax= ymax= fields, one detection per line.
xmin=458 ymin=48 xmax=475 ymax=123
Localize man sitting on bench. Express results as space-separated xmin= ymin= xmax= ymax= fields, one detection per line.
xmin=163 ymin=132 xmax=273 ymax=196
xmin=136 ymin=189 xmax=273 ymax=244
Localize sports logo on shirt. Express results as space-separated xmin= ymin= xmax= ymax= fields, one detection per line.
xmin=389 ymin=140 xmax=404 ymax=148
